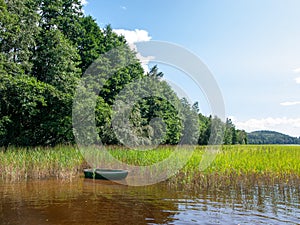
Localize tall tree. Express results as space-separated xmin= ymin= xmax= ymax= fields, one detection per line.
xmin=77 ymin=16 xmax=105 ymax=73
xmin=198 ymin=113 xmax=211 ymax=145
xmin=103 ymin=25 xmax=126 ymax=52
xmin=179 ymin=98 xmax=199 ymax=145
xmin=32 ymin=29 xmax=80 ymax=93
xmin=0 ymin=0 xmax=39 ymax=73
xmin=224 ymin=118 xmax=233 ymax=144
xmin=236 ymin=129 xmax=247 ymax=144
xmin=37 ymin=0 xmax=83 ymax=39
xmin=209 ymin=116 xmax=225 ymax=145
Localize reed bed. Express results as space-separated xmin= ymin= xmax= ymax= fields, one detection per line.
xmin=0 ymin=145 xmax=83 ymax=181
xmin=0 ymin=145 xmax=299 ymax=187
xmin=175 ymin=145 xmax=300 ymax=189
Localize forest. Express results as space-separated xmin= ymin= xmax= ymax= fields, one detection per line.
xmin=248 ymin=130 xmax=300 ymax=145
xmin=0 ymin=0 xmax=247 ymax=147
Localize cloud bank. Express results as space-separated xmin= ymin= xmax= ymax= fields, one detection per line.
xmin=295 ymin=77 xmax=300 ymax=84
xmin=280 ymin=101 xmax=300 ymax=106
xmin=292 ymin=68 xmax=300 ymax=84
xmin=230 ymin=117 xmax=300 ymax=137
xmin=293 ymin=68 xmax=300 ymax=73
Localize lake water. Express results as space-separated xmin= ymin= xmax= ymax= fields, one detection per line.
xmin=0 ymin=178 xmax=299 ymax=225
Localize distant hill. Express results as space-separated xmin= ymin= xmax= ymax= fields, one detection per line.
xmin=247 ymin=130 xmax=300 ymax=145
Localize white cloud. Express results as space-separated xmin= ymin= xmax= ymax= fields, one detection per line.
xmin=113 ymin=29 xmax=152 ymax=44
xmin=113 ymin=29 xmax=152 ymax=72
xmin=80 ymin=0 xmax=88 ymax=5
xmin=293 ymin=68 xmax=300 ymax=73
xmin=280 ymin=101 xmax=300 ymax=106
xmin=292 ymin=68 xmax=300 ymax=85
xmin=230 ymin=117 xmax=300 ymax=137
xmin=120 ymin=6 xmax=127 ymax=10
xmin=295 ymin=77 xmax=300 ymax=84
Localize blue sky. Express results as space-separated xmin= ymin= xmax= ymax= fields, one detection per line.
xmin=83 ymin=0 xmax=300 ymax=136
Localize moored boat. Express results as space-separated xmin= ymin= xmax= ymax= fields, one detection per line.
xmin=83 ymin=169 xmax=128 ymax=180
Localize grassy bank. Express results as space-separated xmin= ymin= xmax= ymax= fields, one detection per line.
xmin=0 ymin=145 xmax=299 ymax=187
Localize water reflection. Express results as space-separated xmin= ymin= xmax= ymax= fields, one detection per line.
xmin=170 ymin=185 xmax=300 ymax=224
xmin=0 ymin=178 xmax=299 ymax=225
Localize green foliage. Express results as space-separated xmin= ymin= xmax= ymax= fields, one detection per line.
xmin=0 ymin=0 xmax=39 ymax=72
xmin=224 ymin=118 xmax=236 ymax=144
xmin=198 ymin=113 xmax=210 ymax=145
xmin=0 ymin=0 xmax=243 ymax=147
xmin=36 ymin=0 xmax=83 ymax=40
xmin=197 ymin=115 xmax=247 ymax=145
xmin=0 ymin=71 xmax=77 ymax=146
xmin=236 ymin=129 xmax=248 ymax=144
xmin=77 ymin=16 xmax=105 ymax=72
xmin=179 ymin=98 xmax=199 ymax=145
xmin=129 ymin=79 xmax=183 ymax=145
xmin=32 ymin=28 xmax=81 ymax=92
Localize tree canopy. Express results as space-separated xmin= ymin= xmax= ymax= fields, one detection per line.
xmin=0 ymin=0 xmax=246 ymax=147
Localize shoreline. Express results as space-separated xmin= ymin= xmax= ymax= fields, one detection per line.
xmin=1 ymin=145 xmax=299 ymax=188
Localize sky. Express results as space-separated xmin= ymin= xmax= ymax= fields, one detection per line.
xmin=83 ymin=0 xmax=300 ymax=137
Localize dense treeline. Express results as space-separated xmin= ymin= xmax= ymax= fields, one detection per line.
xmin=248 ymin=131 xmax=300 ymax=145
xmin=198 ymin=116 xmax=247 ymax=145
xmin=0 ymin=0 xmax=246 ymax=147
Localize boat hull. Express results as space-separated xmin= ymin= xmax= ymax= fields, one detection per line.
xmin=83 ymin=169 xmax=128 ymax=180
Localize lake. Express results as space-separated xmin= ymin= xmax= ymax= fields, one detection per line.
xmin=0 ymin=178 xmax=299 ymax=225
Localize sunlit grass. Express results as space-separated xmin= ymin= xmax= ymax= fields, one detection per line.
xmin=208 ymin=145 xmax=300 ymax=175
xmin=0 ymin=145 xmax=83 ymax=181
xmin=108 ymin=145 xmax=300 ymax=175
xmin=0 ymin=145 xmax=299 ymax=187
xmin=175 ymin=145 xmax=300 ymax=189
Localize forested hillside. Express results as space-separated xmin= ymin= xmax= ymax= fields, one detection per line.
xmin=248 ymin=131 xmax=300 ymax=145
xmin=0 ymin=0 xmax=246 ymax=147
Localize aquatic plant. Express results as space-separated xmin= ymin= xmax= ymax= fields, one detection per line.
xmin=0 ymin=145 xmax=299 ymax=188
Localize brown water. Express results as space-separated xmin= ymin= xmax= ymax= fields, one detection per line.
xmin=0 ymin=178 xmax=299 ymax=225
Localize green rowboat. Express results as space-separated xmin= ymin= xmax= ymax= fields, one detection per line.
xmin=83 ymin=169 xmax=128 ymax=180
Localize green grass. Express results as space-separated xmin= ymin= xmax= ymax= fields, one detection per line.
xmin=0 ymin=145 xmax=83 ymax=181
xmin=208 ymin=145 xmax=300 ymax=175
xmin=0 ymin=145 xmax=299 ymax=187
xmin=177 ymin=145 xmax=300 ymax=189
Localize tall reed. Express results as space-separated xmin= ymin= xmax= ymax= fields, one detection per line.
xmin=0 ymin=145 xmax=299 ymax=187
xmin=0 ymin=145 xmax=83 ymax=181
